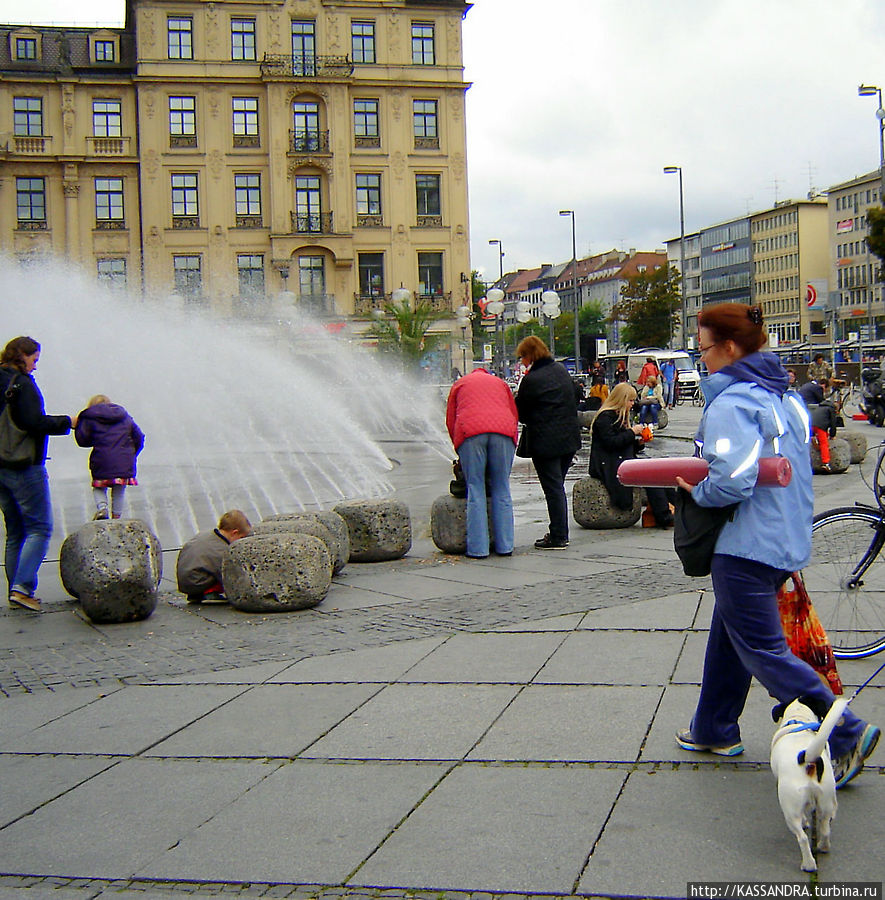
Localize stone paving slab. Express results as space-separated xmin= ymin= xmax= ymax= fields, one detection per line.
xmin=0 ymin=684 xmax=116 ymax=742
xmin=576 ymin=590 xmax=702 ymax=630
xmin=350 ymin=763 xmax=626 ymax=894
xmin=136 ymin=761 xmax=448 ymax=886
xmin=149 ymin=659 xmax=305 ymax=685
xmin=491 ymin=611 xmax=586 ymax=632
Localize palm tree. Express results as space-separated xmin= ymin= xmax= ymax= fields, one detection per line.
xmin=366 ymin=289 xmax=449 ymax=370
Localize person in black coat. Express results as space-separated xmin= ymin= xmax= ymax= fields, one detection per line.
xmin=0 ymin=336 xmax=76 ymax=611
xmin=514 ymin=336 xmax=581 ymax=549
xmin=588 ymin=383 xmax=674 ymax=526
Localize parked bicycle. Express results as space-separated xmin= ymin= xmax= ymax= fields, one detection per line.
xmin=804 ymin=439 xmax=885 ymax=658
xmin=673 ymin=374 xmax=705 ymax=407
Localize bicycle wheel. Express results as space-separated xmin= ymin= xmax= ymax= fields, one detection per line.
xmin=692 ymin=389 xmax=705 ymax=407
xmin=804 ymin=507 xmax=885 ymax=658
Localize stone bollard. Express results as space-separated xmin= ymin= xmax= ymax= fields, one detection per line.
xmin=840 ymin=430 xmax=867 ymax=464
xmin=811 ymin=436 xmax=851 ymax=474
xmin=332 ymin=498 xmax=412 ymax=562
xmin=430 ymin=494 xmax=497 ymax=555
xmin=577 ymin=410 xmax=596 ymax=430
xmin=253 ymin=513 xmax=347 ymax=576
xmin=223 ymin=533 xmax=331 ymax=613
xmin=263 ymin=511 xmax=350 ymax=574
xmin=59 ymin=519 xmax=161 ymax=624
xmin=572 ymin=476 xmax=642 ymax=529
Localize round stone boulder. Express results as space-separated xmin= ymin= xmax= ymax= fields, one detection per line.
xmin=332 ymin=498 xmax=412 ymax=562
xmin=572 ymin=476 xmax=642 ymax=529
xmin=59 ymin=519 xmax=162 ymax=624
xmin=811 ymin=436 xmax=851 ymax=474
xmin=223 ymin=533 xmax=331 ymax=613
xmin=577 ymin=410 xmax=596 ymax=430
xmin=263 ymin=511 xmax=350 ymax=574
xmin=253 ymin=517 xmax=341 ymax=576
xmin=430 ymin=493 xmax=498 ymax=555
xmin=840 ymin=430 xmax=867 ymax=464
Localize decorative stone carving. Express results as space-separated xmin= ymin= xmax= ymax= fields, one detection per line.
xmin=572 ymin=476 xmax=642 ymax=529
xmin=208 ymin=149 xmax=224 ymax=179
xmin=332 ymin=498 xmax=411 ymax=562
xmin=142 ymin=90 xmax=156 ymax=119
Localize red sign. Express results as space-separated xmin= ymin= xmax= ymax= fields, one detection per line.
xmin=806 ymin=284 xmax=817 ymax=307
xmin=836 ymin=218 xmax=855 ymax=234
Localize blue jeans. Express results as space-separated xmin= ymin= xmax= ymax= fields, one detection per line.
xmin=690 ymin=554 xmax=866 ymax=759
xmin=531 ymin=453 xmax=574 ymax=543
xmin=0 ymin=465 xmax=53 ymax=598
xmin=662 ymin=380 xmax=675 ymax=406
xmin=458 ymin=433 xmax=515 ymax=556
xmin=639 ymin=403 xmax=660 ymax=424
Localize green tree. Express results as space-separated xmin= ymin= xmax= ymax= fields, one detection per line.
xmin=366 ymin=294 xmax=449 ymax=369
xmin=612 ymin=265 xmax=681 ymax=349
xmin=867 ymin=206 xmax=885 ymax=270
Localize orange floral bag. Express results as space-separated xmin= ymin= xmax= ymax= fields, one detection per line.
xmin=777 ymin=572 xmax=843 ymax=695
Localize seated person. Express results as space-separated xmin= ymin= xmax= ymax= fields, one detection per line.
xmin=580 ymin=376 xmax=609 ymax=411
xmin=588 ymin=384 xmax=674 ymax=527
xmin=810 ymin=398 xmax=839 ymax=474
xmin=637 ymin=375 xmax=664 ymax=425
xmin=799 ymin=379 xmax=825 ymax=406
xmin=176 ymin=509 xmax=252 ymax=603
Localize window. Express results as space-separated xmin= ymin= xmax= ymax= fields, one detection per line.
xmin=351 ymin=21 xmax=375 ymax=63
xmin=171 ymin=173 xmax=199 ymax=225
xmin=93 ymin=99 xmax=122 ymax=137
xmin=232 ymin=97 xmax=259 ymax=145
xmin=94 ymin=40 xmax=115 ymax=61
xmin=356 ymin=173 xmax=382 ymax=224
xmin=294 ymin=175 xmax=322 ymax=232
xmin=168 ymin=17 xmax=193 ymax=60
xmin=173 ymin=255 xmax=202 ymax=297
xmin=412 ymin=99 xmax=438 ymax=148
xmin=15 ymin=37 xmax=37 ymax=60
xmin=16 ymin=177 xmax=46 ymax=226
xmin=353 ymin=99 xmax=379 ymax=147
xmin=415 ymin=173 xmax=441 ymax=224
xmin=231 ymin=18 xmax=256 ymax=60
xmin=292 ymin=100 xmax=322 ymax=152
xmin=411 ymin=23 xmax=434 ymax=65
xmin=169 ymin=96 xmax=196 ymax=147
xmin=234 ymin=173 xmax=261 ymax=223
xmin=13 ymin=97 xmax=42 ymax=136
xmin=418 ymin=251 xmax=443 ymax=296
xmin=298 ymin=255 xmax=325 ymax=297
xmin=291 ymin=20 xmax=316 ymax=76
xmin=97 ymin=258 xmax=127 ymax=287
xmin=358 ymin=252 xmax=384 ymax=297
xmin=95 ymin=177 xmax=125 ymax=226
xmin=237 ymin=254 xmax=264 ymax=298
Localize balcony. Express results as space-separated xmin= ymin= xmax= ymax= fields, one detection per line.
xmin=86 ymin=136 xmax=131 ymax=156
xmin=288 ymin=130 xmax=330 ymax=154
xmin=260 ymin=54 xmax=353 ymax=79
xmin=418 ymin=292 xmax=452 ymax=312
xmin=353 ymin=292 xmax=389 ymax=316
xmin=290 ymin=211 xmax=333 ymax=234
xmin=297 ymin=293 xmax=337 ymax=316
xmin=13 ymin=135 xmax=51 ymax=154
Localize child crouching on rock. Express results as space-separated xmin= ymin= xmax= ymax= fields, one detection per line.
xmin=75 ymin=394 xmax=145 ymax=520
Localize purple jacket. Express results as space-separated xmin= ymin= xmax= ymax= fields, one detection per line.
xmin=75 ymin=403 xmax=145 ymax=480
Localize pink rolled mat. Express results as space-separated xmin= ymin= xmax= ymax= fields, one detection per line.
xmin=616 ymin=456 xmax=792 ymax=487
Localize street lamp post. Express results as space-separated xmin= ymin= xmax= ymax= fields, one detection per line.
xmin=859 ymin=85 xmax=885 ymax=356
xmin=559 ymin=210 xmax=579 ymax=371
xmin=488 ymin=239 xmax=505 ymax=371
xmin=663 ymin=166 xmax=686 ymax=349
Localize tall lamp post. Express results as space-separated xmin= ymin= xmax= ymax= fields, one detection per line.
xmin=559 ymin=209 xmax=579 ymax=370
xmin=488 ymin=239 xmax=505 ymax=370
xmin=663 ymin=166 xmax=686 ymax=349
xmin=859 ymin=85 xmax=885 ymax=357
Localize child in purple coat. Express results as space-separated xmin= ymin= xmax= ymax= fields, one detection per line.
xmin=75 ymin=395 xmax=145 ymax=519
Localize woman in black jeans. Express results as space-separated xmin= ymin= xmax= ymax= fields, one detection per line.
xmin=514 ymin=336 xmax=581 ymax=549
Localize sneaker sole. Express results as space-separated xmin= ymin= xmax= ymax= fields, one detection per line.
xmin=836 ymin=726 xmax=881 ymax=789
xmin=676 ymin=735 xmax=744 ymax=757
xmin=8 ymin=594 xmax=42 ymax=612
xmin=536 ymin=544 xmax=569 ymax=550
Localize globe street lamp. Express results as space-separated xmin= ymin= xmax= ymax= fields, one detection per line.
xmin=859 ymin=84 xmax=885 ymax=355
xmin=663 ymin=166 xmax=686 ymax=349
xmin=488 ymin=239 xmax=505 ymax=371
xmin=559 ymin=210 xmax=580 ymax=371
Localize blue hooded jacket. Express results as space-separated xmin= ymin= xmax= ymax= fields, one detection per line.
xmin=693 ymin=351 xmax=813 ymax=572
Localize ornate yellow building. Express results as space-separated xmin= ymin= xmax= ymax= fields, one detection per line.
xmin=1 ymin=0 xmax=472 ymax=342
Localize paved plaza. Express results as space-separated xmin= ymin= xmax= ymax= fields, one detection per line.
xmin=1 ymin=404 xmax=884 ymax=898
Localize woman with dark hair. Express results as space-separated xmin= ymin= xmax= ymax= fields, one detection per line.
xmin=0 ymin=336 xmax=76 ymax=612
xmin=674 ymin=304 xmax=880 ymax=788
xmin=514 ymin=335 xmax=581 ymax=549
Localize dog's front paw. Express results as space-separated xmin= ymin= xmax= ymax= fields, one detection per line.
xmin=801 ymin=858 xmax=818 ymax=872
xmin=816 ymin=838 xmax=830 ymax=853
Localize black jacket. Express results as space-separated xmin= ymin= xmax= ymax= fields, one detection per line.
xmin=809 ymin=400 xmax=838 ymax=437
xmin=0 ymin=365 xmax=72 ymax=468
xmin=515 ymin=357 xmax=581 ymax=458
xmin=588 ymin=409 xmax=641 ymax=509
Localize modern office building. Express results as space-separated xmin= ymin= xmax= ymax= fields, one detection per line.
xmin=699 ymin=215 xmax=753 ymax=308
xmin=664 ymin=231 xmax=701 ymax=348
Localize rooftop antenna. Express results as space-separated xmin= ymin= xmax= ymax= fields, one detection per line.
xmin=771 ymin=176 xmax=781 ymax=205
xmin=806 ymin=162 xmax=819 ymax=200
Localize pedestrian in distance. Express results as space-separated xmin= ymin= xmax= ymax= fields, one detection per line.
xmin=176 ymin=509 xmax=253 ymax=604
xmin=660 ymin=357 xmax=677 ymax=408
xmin=0 ymin=336 xmax=77 ymax=612
xmin=514 ymin=336 xmax=581 ymax=550
xmin=636 ymin=356 xmax=660 ymax=386
xmin=807 ymin=353 xmax=834 ymax=384
xmin=445 ymin=367 xmax=518 ymax=558
xmin=75 ymin=394 xmax=145 ymax=520
xmin=674 ymin=303 xmax=880 ymax=788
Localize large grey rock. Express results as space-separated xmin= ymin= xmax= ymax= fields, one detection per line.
xmin=332 ymin=498 xmax=412 ymax=562
xmin=572 ymin=476 xmax=642 ymax=529
xmin=223 ymin=533 xmax=331 ymax=613
xmin=253 ymin=512 xmax=348 ymax=575
xmin=841 ymin=430 xmax=867 ymax=464
xmin=59 ymin=520 xmax=161 ymax=623
xmin=430 ymin=493 xmax=498 ymax=555
xmin=811 ymin=436 xmax=851 ymax=474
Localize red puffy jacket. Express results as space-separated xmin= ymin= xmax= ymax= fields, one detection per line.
xmin=446 ymin=369 xmax=518 ymax=450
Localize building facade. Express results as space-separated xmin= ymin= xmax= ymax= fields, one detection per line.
xmin=1 ymin=0 xmax=472 ymax=345
xmin=699 ymin=215 xmax=753 ymax=308
xmin=664 ymin=231 xmax=701 ymax=349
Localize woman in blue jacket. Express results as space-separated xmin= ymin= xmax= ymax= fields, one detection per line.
xmin=675 ymin=304 xmax=879 ymax=788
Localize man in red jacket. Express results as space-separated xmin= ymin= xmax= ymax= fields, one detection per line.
xmin=446 ymin=368 xmax=519 ymax=558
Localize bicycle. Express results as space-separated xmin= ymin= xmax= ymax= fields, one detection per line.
xmin=803 ymin=439 xmax=885 ymax=658
xmin=673 ymin=379 xmax=705 ymax=407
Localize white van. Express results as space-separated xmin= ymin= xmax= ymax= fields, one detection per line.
xmin=627 ymin=348 xmax=700 ymax=392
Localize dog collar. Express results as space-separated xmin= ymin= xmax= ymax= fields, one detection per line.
xmin=781 ymin=720 xmax=819 ymax=734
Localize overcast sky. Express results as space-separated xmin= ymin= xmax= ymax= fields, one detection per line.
xmin=7 ymin=0 xmax=885 ymax=282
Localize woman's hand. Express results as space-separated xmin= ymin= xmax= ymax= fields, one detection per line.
xmin=675 ymin=475 xmax=693 ymax=491
xmin=631 ymin=424 xmax=644 ymax=436
xmin=70 ymin=414 xmax=79 ymax=429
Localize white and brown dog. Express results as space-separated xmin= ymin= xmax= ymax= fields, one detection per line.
xmin=770 ymin=695 xmax=849 ymax=872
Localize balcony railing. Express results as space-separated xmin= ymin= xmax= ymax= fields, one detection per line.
xmin=172 ymin=216 xmax=200 ymax=229
xmin=13 ymin=135 xmax=51 ymax=154
xmin=414 ymin=135 xmax=440 ymax=150
xmin=260 ymin=54 xmax=354 ymax=79
xmin=354 ymin=135 xmax=381 ymax=149
xmin=169 ymin=134 xmax=197 ymax=149
xmin=290 ymin=211 xmax=333 ymax=234
xmin=297 ymin=293 xmax=337 ymax=316
xmin=353 ymin=292 xmax=389 ymax=316
xmin=418 ymin=292 xmax=452 ymax=312
xmin=16 ymin=219 xmax=48 ymax=231
xmin=94 ymin=219 xmax=126 ymax=230
xmin=416 ymin=214 xmax=443 ymax=228
xmin=86 ymin=136 xmax=131 ymax=156
xmin=288 ymin=130 xmax=330 ymax=154
xmin=356 ymin=213 xmax=384 ymax=227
